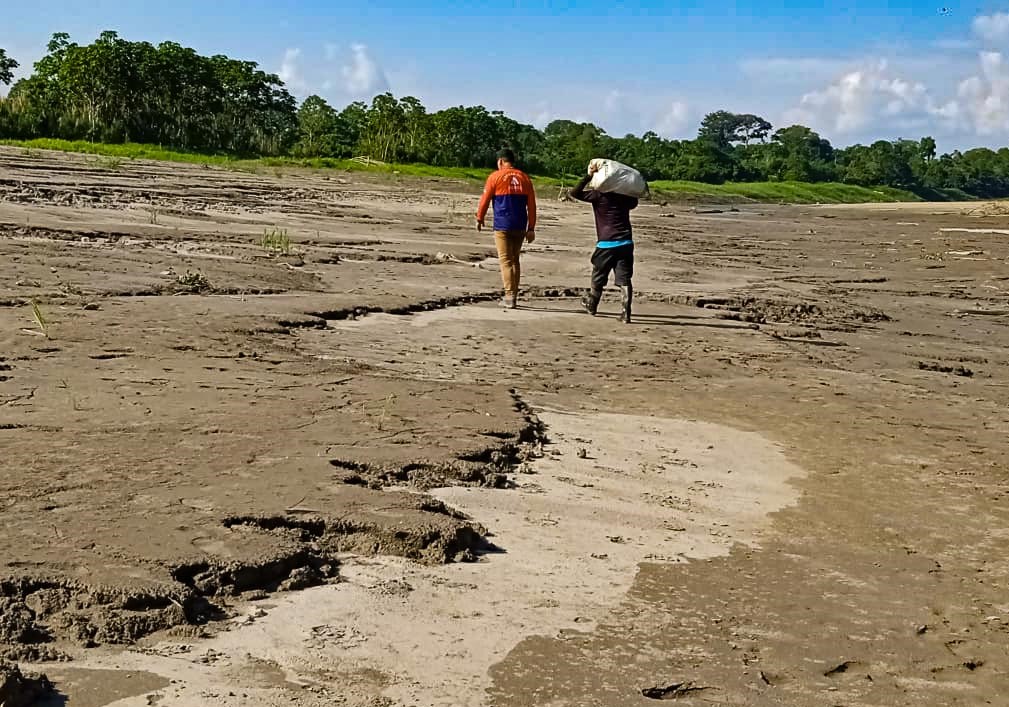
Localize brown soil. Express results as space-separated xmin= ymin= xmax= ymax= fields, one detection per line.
xmin=2 ymin=147 xmax=1009 ymax=705
xmin=0 ymin=662 xmax=52 ymax=706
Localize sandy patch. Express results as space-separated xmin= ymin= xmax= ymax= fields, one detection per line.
xmin=38 ymin=409 xmax=803 ymax=706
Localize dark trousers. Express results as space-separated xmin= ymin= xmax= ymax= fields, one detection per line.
xmin=590 ymin=243 xmax=634 ymax=290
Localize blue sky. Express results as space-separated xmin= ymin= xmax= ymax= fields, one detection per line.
xmin=4 ymin=1 xmax=1009 ymax=151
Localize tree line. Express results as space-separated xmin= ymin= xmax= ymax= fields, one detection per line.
xmin=3 ymin=33 xmax=1009 ymax=198
xmin=0 ymin=33 xmax=296 ymax=155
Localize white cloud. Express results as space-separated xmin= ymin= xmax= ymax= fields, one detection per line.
xmin=933 ymin=38 xmax=977 ymax=52
xmin=973 ymin=12 xmax=1009 ymax=44
xmin=524 ymin=103 xmax=555 ymax=129
xmin=594 ymin=89 xmax=692 ymax=138
xmin=603 ymin=89 xmax=623 ymax=114
xmin=739 ymin=57 xmax=847 ymax=83
xmin=764 ymin=32 xmax=1009 ymax=147
xmin=656 ymin=101 xmax=690 ymax=138
xmin=341 ymin=43 xmax=389 ymax=97
xmin=278 ymin=48 xmax=307 ymax=94
xmin=954 ymin=51 xmax=1009 ymax=135
xmin=274 ymin=43 xmax=390 ymax=101
xmin=785 ymin=60 xmax=937 ymax=136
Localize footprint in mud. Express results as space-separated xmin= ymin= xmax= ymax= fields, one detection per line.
xmin=189 ymin=536 xmax=229 ymax=556
xmin=227 ymin=655 xmax=303 ymax=690
xmin=194 ymin=649 xmax=227 ymax=665
xmin=645 ymin=493 xmax=696 ymax=512
xmin=180 ymin=497 xmax=217 ymax=513
xmin=369 ymin=578 xmax=414 ymax=598
xmin=308 ymin=624 xmax=367 ymax=650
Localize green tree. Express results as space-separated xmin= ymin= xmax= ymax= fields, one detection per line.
xmin=3 ymin=31 xmax=296 ymax=153
xmin=607 ymin=131 xmax=674 ymax=180
xmin=0 ymin=48 xmax=17 ymax=86
xmin=493 ymin=112 xmax=546 ymax=172
xmin=947 ymin=148 xmax=1006 ymax=197
xmin=769 ymin=125 xmax=835 ymax=182
xmin=359 ymin=93 xmax=407 ymax=162
xmin=734 ymin=114 xmax=773 ymax=145
xmin=294 ymin=95 xmax=339 ymax=157
xmin=697 ymin=110 xmax=738 ymax=148
xmin=671 ymin=139 xmax=736 ymax=183
xmin=698 ymin=111 xmax=772 ymax=147
xmin=542 ymin=119 xmax=606 ymax=176
xmin=425 ymin=105 xmax=501 ymax=167
xmin=400 ymin=96 xmax=428 ymax=162
xmin=337 ymin=101 xmax=368 ymax=156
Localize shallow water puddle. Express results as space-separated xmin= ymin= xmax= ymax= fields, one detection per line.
xmin=37 ymin=668 xmax=169 ymax=707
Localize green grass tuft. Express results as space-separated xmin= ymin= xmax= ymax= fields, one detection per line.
xmin=30 ymin=300 xmax=49 ymax=339
xmin=261 ymin=227 xmax=292 ymax=255
xmin=175 ymin=270 xmax=212 ymax=293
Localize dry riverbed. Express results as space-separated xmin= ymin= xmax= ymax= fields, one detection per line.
xmin=2 ymin=147 xmax=1009 ymax=706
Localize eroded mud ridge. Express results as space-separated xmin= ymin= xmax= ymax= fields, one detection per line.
xmin=330 ymin=389 xmax=546 ymax=489
xmin=677 ymin=293 xmax=890 ymax=328
xmin=0 ymin=505 xmax=486 ymax=662
xmin=0 ymin=661 xmax=53 ymax=707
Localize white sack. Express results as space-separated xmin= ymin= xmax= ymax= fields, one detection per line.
xmin=587 ymin=158 xmax=649 ymax=198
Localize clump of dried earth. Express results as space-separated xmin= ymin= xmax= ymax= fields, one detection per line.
xmin=2 ymin=147 xmax=1009 ymax=705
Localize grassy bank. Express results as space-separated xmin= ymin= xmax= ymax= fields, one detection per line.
xmin=2 ymin=138 xmax=238 ymax=166
xmin=2 ymin=138 xmax=933 ymax=204
xmin=649 ymin=179 xmax=922 ymax=204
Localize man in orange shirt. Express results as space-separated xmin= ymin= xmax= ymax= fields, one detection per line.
xmin=476 ymin=149 xmax=537 ymax=309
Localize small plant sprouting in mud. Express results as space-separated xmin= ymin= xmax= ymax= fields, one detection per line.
xmin=58 ymin=379 xmax=86 ymax=411
xmin=377 ymin=393 xmax=396 ymax=431
xmin=261 ymin=227 xmax=292 ymax=255
xmin=176 ymin=270 xmax=212 ymax=294
xmin=444 ymin=199 xmax=460 ymax=224
xmin=30 ymin=301 xmax=50 ymax=339
xmin=97 ymin=156 xmax=124 ymax=171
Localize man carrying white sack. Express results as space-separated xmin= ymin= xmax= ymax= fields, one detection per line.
xmin=569 ymin=159 xmax=645 ymax=324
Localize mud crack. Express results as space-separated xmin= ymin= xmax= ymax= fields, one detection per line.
xmin=330 ymin=389 xmax=547 ymax=490
xmin=308 ymin=292 xmax=502 ymax=321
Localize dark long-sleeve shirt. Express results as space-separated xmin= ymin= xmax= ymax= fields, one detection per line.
xmin=570 ymin=174 xmax=638 ymax=246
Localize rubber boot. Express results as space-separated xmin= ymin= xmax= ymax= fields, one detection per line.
xmin=581 ymin=289 xmax=601 ymax=316
xmin=500 ymin=292 xmax=518 ymax=309
xmin=619 ymin=284 xmax=633 ymax=324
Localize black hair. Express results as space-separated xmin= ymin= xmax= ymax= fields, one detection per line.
xmin=497 ymin=148 xmax=517 ymax=164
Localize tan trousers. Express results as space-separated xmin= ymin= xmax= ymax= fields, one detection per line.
xmin=494 ymin=230 xmax=526 ymax=296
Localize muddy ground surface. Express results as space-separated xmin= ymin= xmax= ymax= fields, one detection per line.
xmin=2 ymin=146 xmax=1009 ymax=705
